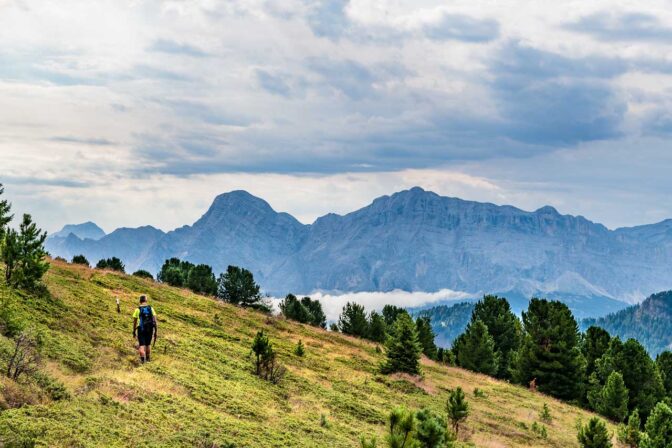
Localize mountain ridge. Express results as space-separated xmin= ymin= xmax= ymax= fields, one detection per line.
xmin=46 ymin=187 xmax=672 ymax=314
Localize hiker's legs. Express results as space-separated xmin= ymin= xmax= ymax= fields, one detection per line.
xmin=145 ymin=344 xmax=151 ymax=362
xmin=138 ymin=344 xmax=146 ymax=363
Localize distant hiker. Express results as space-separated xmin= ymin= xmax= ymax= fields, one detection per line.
xmin=132 ymin=295 xmax=157 ymax=364
xmin=116 ymin=297 xmax=121 ymax=314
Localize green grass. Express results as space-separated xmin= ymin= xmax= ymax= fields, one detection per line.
xmin=0 ymin=260 xmax=618 ymax=447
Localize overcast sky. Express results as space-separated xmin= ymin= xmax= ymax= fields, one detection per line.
xmin=2 ymin=0 xmax=672 ymax=233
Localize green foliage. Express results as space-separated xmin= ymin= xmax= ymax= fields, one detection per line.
xmin=446 ymin=387 xmax=469 ymax=437
xmin=0 ymin=295 xmax=24 ymax=338
xmin=414 ymin=408 xmax=447 ymax=448
xmin=360 ymin=436 xmax=378 ymax=448
xmin=577 ymin=417 xmax=612 ymax=448
xmin=655 ymin=351 xmax=672 ymax=397
xmin=387 ymin=407 xmax=416 ymax=448
xmin=540 ymin=403 xmax=552 ymax=423
xmin=382 ymin=305 xmax=409 ymax=328
xmin=512 ymin=298 xmax=585 ymax=401
xmin=640 ymin=402 xmax=672 ymax=448
xmin=415 ymin=316 xmax=437 ymax=360
xmin=617 ymin=409 xmax=641 ymax=448
xmin=250 ymin=330 xmax=285 ymax=384
xmin=186 ymin=264 xmax=217 ymax=296
xmin=368 ymin=311 xmax=387 ymax=343
xmin=595 ymin=371 xmax=629 ymax=422
xmin=71 ymin=255 xmax=90 ymax=267
xmin=280 ymin=295 xmax=326 ymax=328
xmin=96 ymin=257 xmax=125 ymax=273
xmin=0 ymin=183 xmax=13 ymax=243
xmin=583 ymin=326 xmax=612 ymax=379
xmin=338 ymin=302 xmax=369 ymax=338
xmin=132 ymin=270 xmax=154 ymax=280
xmin=217 ymin=265 xmax=267 ymax=311
xmin=454 ymin=319 xmax=498 ymax=376
xmin=381 ymin=313 xmax=422 ymax=375
xmin=3 ymin=215 xmax=49 ymax=290
xmin=590 ymin=337 xmax=664 ymax=420
xmin=473 ymin=388 xmax=486 ymax=398
xmin=157 ymin=258 xmax=193 ymax=287
xmin=471 ymin=295 xmax=521 ymax=379
xmin=532 ymin=422 xmax=548 ymax=439
xmin=295 ymin=340 xmax=305 ymax=357
xmin=33 ymin=371 xmax=70 ymax=401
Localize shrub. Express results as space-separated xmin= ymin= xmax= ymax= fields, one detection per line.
xmin=5 ymin=330 xmax=41 ymax=381
xmin=71 ymin=255 xmax=90 ymax=267
xmin=446 ymin=387 xmax=469 ymax=437
xmin=540 ymin=403 xmax=552 ymax=423
xmin=577 ymin=417 xmax=612 ymax=448
xmin=473 ymin=388 xmax=486 ymax=398
xmin=132 ymin=270 xmax=154 ymax=280
xmin=294 ymin=340 xmax=305 ymax=357
xmin=617 ymin=409 xmax=641 ymax=448
xmin=641 ymin=402 xmax=672 ymax=448
xmin=34 ymin=371 xmax=70 ymax=401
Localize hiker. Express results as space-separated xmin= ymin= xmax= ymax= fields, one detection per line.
xmin=132 ymin=295 xmax=157 ymax=364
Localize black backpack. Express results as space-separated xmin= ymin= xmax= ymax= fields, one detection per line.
xmin=138 ymin=306 xmax=154 ymax=331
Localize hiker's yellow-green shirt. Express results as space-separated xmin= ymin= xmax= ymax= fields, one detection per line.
xmin=132 ymin=306 xmax=156 ymax=319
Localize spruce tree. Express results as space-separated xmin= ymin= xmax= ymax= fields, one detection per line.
xmin=368 ymin=311 xmax=387 ymax=343
xmin=455 ymin=319 xmax=498 ymax=376
xmin=415 ymin=316 xmax=438 ymax=360
xmin=577 ymin=417 xmax=612 ymax=448
xmin=596 ymin=371 xmax=629 ymax=422
xmin=471 ymin=295 xmax=521 ymax=379
xmin=381 ymin=312 xmax=422 ymax=375
xmin=446 ymin=387 xmax=469 ymax=437
xmin=338 ymin=302 xmax=369 ymax=338
xmin=382 ymin=305 xmax=409 ymax=328
xmin=641 ymin=402 xmax=672 ymax=448
xmin=512 ymin=298 xmax=585 ymax=401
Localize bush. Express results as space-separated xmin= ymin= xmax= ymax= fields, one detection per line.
xmin=540 ymin=403 xmax=552 ymax=423
xmin=294 ymin=340 xmax=305 ymax=357
xmin=473 ymin=388 xmax=486 ymax=398
xmin=33 ymin=371 xmax=70 ymax=401
xmin=617 ymin=409 xmax=641 ymax=448
xmin=96 ymin=257 xmax=125 ymax=273
xmin=577 ymin=417 xmax=612 ymax=448
xmin=132 ymin=270 xmax=154 ymax=280
xmin=641 ymin=402 xmax=672 ymax=448
xmin=71 ymin=255 xmax=90 ymax=267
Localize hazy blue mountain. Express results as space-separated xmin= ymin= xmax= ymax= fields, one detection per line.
xmin=47 ymin=187 xmax=672 ymax=317
xmin=412 ymin=302 xmax=476 ymax=348
xmin=582 ymin=291 xmax=672 ymax=356
xmin=49 ymin=222 xmax=106 ymax=240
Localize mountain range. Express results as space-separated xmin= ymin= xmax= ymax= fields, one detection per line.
xmin=46 ymin=187 xmax=672 ymax=317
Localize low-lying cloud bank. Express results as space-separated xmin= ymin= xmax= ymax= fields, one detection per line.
xmin=269 ymin=289 xmax=474 ymax=322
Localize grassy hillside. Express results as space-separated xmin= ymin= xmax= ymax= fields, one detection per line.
xmin=0 ymin=260 xmax=617 ymax=447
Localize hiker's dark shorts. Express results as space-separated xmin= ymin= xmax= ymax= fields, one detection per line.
xmin=137 ymin=327 xmax=154 ymax=346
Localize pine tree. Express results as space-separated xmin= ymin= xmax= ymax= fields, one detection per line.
xmin=338 ymin=302 xmax=369 ymax=338
xmin=381 ymin=312 xmax=422 ymax=375
xmin=294 ymin=340 xmax=305 ymax=357
xmin=583 ymin=326 xmax=612 ymax=379
xmin=641 ymin=402 xmax=672 ymax=448
xmin=6 ymin=214 xmax=49 ymax=289
xmin=471 ymin=295 xmax=521 ymax=379
xmin=368 ymin=311 xmax=387 ymax=343
xmin=455 ymin=319 xmax=498 ymax=376
xmin=217 ymin=265 xmax=267 ymax=311
xmin=415 ymin=408 xmax=447 ymax=448
xmin=186 ymin=264 xmax=217 ymax=295
xmin=280 ymin=294 xmax=312 ymax=324
xmin=655 ymin=351 xmax=672 ymax=397
xmin=301 ymin=296 xmax=327 ymax=329
xmin=512 ymin=298 xmax=585 ymax=401
xmin=577 ymin=417 xmax=612 ymax=448
xmin=617 ymin=409 xmax=641 ymax=448
xmin=387 ymin=407 xmax=416 ymax=448
xmin=596 ymin=371 xmax=629 ymax=422
xmin=446 ymin=387 xmax=469 ymax=437
xmin=415 ymin=316 xmax=438 ymax=360
xmin=0 ymin=183 xmax=13 ymax=243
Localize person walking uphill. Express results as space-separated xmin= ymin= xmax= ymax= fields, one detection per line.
xmin=132 ymin=295 xmax=157 ymax=364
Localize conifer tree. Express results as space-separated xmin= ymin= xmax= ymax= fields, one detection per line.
xmin=338 ymin=302 xmax=369 ymax=338
xmin=446 ymin=387 xmax=469 ymax=437
xmin=641 ymin=402 xmax=672 ymax=448
xmin=301 ymin=296 xmax=327 ymax=328
xmin=583 ymin=326 xmax=612 ymax=379
xmin=0 ymin=183 xmax=13 ymax=243
xmin=368 ymin=311 xmax=387 ymax=343
xmin=382 ymin=305 xmax=409 ymax=328
xmin=71 ymin=255 xmax=90 ymax=267
xmin=415 ymin=408 xmax=447 ymax=448
xmin=471 ymin=295 xmax=521 ymax=379
xmin=596 ymin=371 xmax=629 ymax=422
xmin=186 ymin=264 xmax=217 ymax=295
xmin=577 ymin=417 xmax=612 ymax=448
xmin=280 ymin=294 xmax=311 ymax=323
xmin=5 ymin=214 xmax=49 ymax=289
xmin=415 ymin=316 xmax=438 ymax=360
xmin=655 ymin=351 xmax=672 ymax=397
xmin=387 ymin=407 xmax=416 ymax=448
xmin=455 ymin=319 xmax=498 ymax=376
xmin=217 ymin=265 xmax=267 ymax=311
xmin=381 ymin=312 xmax=422 ymax=375
xmin=512 ymin=299 xmax=585 ymax=401
xmin=617 ymin=409 xmax=641 ymax=448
